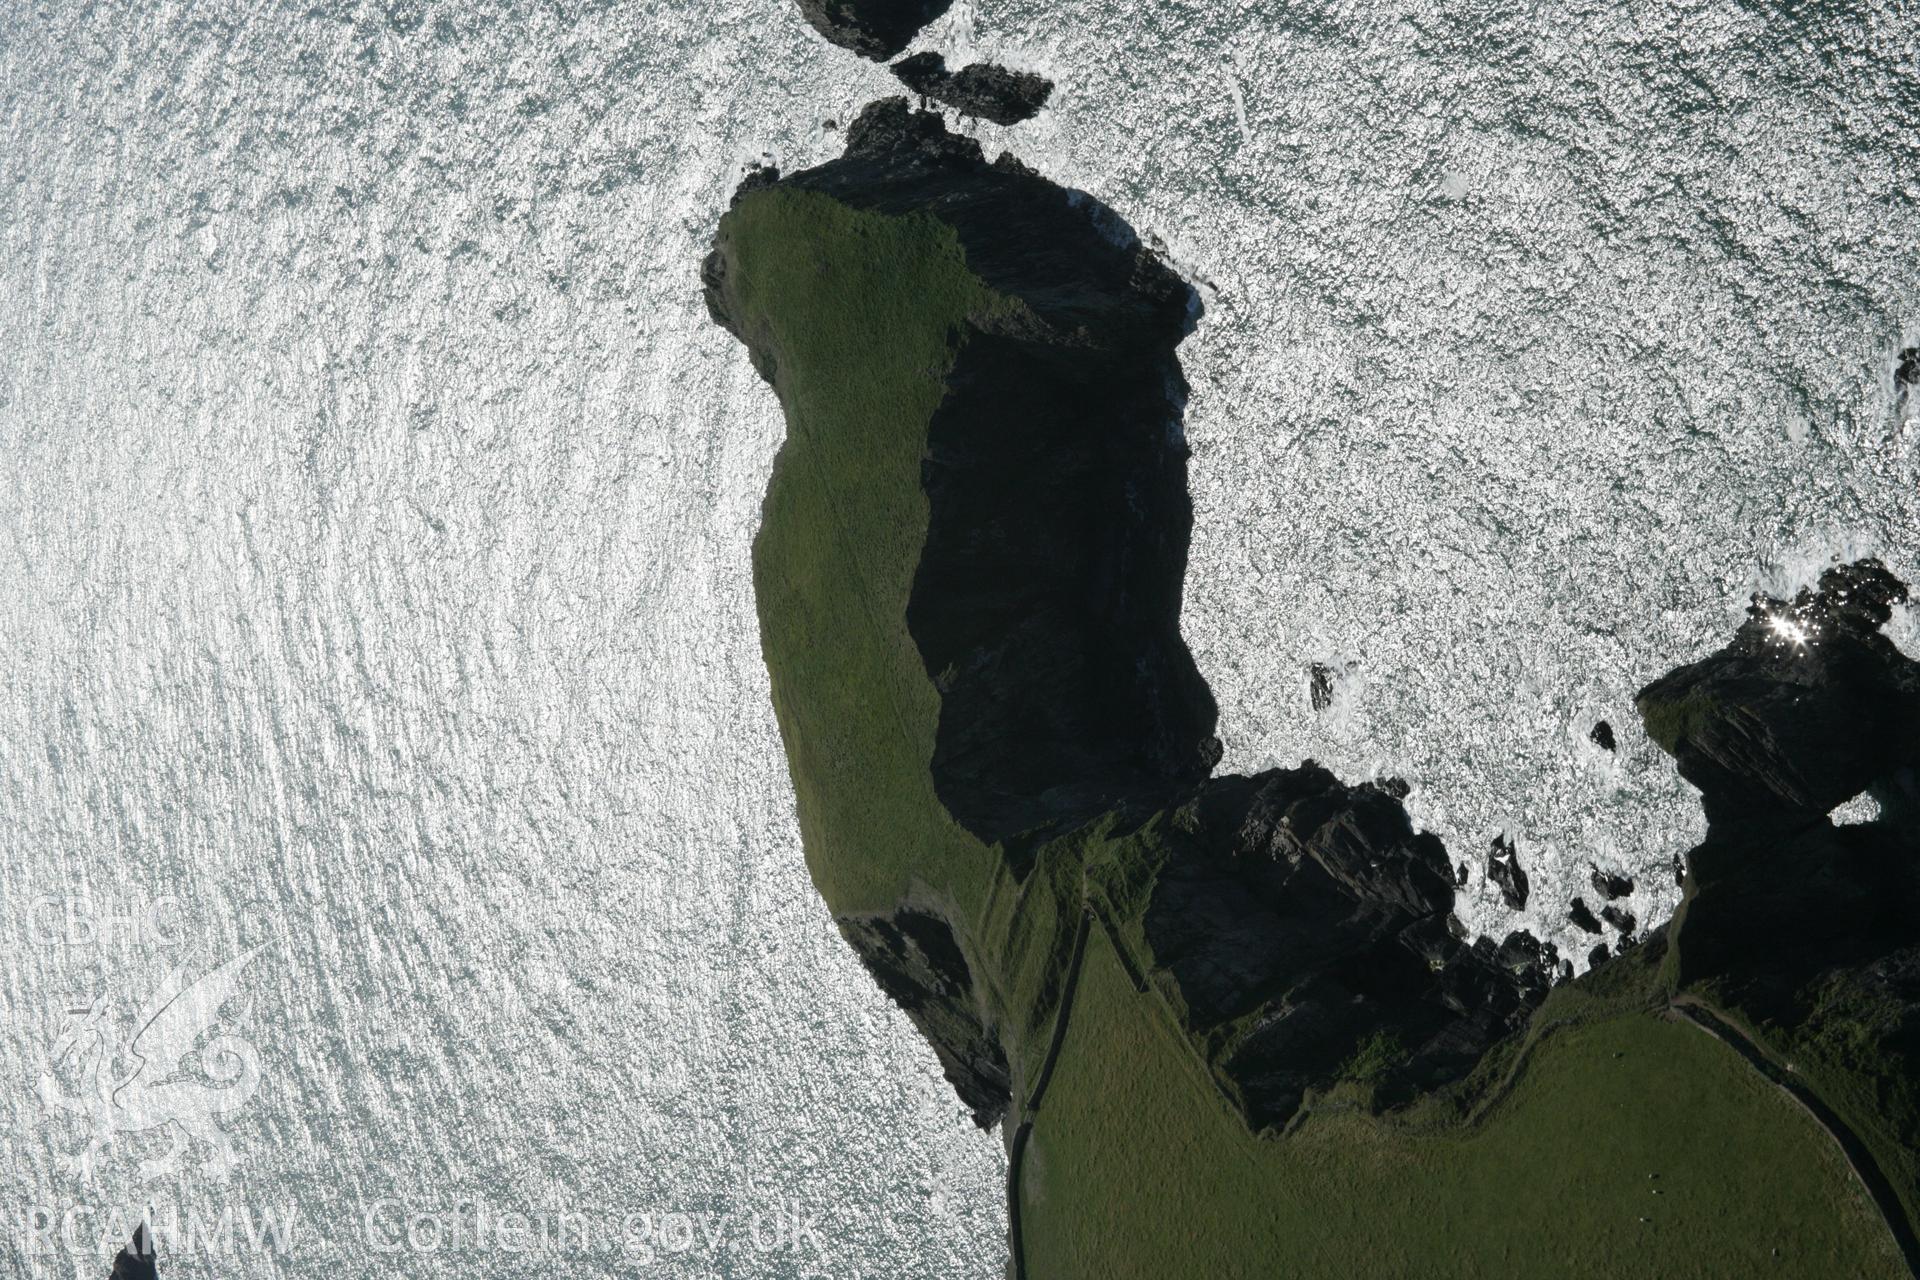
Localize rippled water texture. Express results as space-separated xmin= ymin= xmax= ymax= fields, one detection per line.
xmin=2 ymin=0 xmax=1917 ymax=1275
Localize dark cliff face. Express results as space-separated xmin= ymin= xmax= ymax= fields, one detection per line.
xmin=1144 ymin=766 xmax=1553 ymax=1129
xmin=790 ymin=0 xmax=953 ymax=61
xmin=840 ymin=910 xmax=1011 ymax=1128
xmin=779 ymin=99 xmax=1223 ymax=850
xmin=1641 ymin=560 xmax=1920 ymax=992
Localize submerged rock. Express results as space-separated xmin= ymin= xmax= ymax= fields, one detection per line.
xmin=1487 ymin=835 xmax=1530 ymax=910
xmin=891 ymin=52 xmax=1055 ymax=125
xmin=1600 ymin=904 xmax=1637 ymax=938
xmin=1309 ymin=662 xmax=1337 ymax=712
xmin=790 ymin=0 xmax=953 ymax=60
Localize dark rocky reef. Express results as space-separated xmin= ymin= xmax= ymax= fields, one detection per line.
xmin=1145 ymin=765 xmax=1553 ymax=1129
xmin=841 ymin=910 xmax=1011 ymax=1128
xmin=891 ymin=52 xmax=1054 ymax=125
xmin=791 ymin=0 xmax=952 ymax=60
xmin=1589 ymin=864 xmax=1633 ymax=901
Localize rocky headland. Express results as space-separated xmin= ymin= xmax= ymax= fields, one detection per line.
xmin=708 ymin=89 xmax=1920 ymax=1280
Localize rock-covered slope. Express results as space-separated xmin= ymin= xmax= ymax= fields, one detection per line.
xmin=706 ymin=98 xmax=1920 ymax=1277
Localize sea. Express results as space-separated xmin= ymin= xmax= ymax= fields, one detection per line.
xmin=2 ymin=0 xmax=1916 ymax=1275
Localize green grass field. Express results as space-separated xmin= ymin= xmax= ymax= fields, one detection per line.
xmin=1022 ymin=928 xmax=1901 ymax=1279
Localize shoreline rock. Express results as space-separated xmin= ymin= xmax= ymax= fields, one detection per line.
xmin=891 ymin=53 xmax=1054 ymax=125
xmin=790 ymin=0 xmax=953 ymax=61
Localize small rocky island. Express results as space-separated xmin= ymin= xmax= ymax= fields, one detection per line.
xmin=791 ymin=0 xmax=952 ymax=60
xmin=892 ymin=53 xmax=1053 ymax=126
xmin=706 ymin=91 xmax=1920 ymax=1277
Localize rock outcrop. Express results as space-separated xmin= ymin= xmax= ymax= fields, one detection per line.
xmin=1640 ymin=560 xmax=1920 ymax=988
xmin=108 ymin=1227 xmax=155 ymax=1280
xmin=1486 ymin=834 xmax=1530 ymax=909
xmin=1140 ymin=764 xmax=1552 ymax=1129
xmin=1640 ymin=558 xmax=1920 ymax=1236
xmin=891 ymin=53 xmax=1054 ymax=125
xmin=1638 ymin=560 xmax=1918 ymax=827
xmin=841 ymin=910 xmax=1011 ymax=1127
xmin=790 ymin=0 xmax=953 ymax=60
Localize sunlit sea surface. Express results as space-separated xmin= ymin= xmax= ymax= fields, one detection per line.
xmin=2 ymin=0 xmax=1916 ymax=1275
